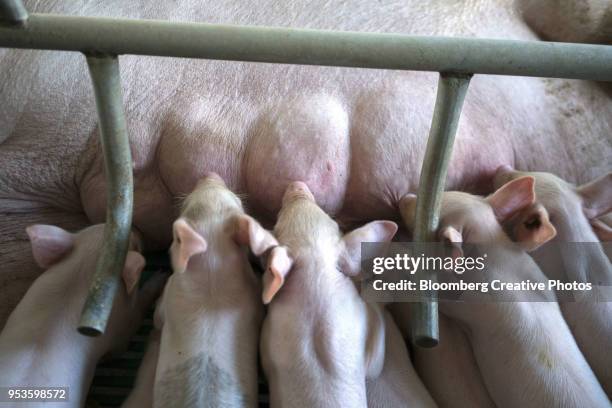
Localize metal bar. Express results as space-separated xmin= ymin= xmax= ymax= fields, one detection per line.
xmin=0 ymin=14 xmax=611 ymax=81
xmin=410 ymin=73 xmax=472 ymax=347
xmin=0 ymin=0 xmax=28 ymax=26
xmin=78 ymin=55 xmax=133 ymax=337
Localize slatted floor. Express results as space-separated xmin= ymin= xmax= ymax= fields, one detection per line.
xmin=86 ymin=252 xmax=270 ymax=407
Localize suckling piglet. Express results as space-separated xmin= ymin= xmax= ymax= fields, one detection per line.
xmin=389 ymin=304 xmax=496 ymax=408
xmin=399 ymin=175 xmax=608 ymax=408
xmin=0 ymin=224 xmax=163 ymax=408
xmin=364 ymin=308 xmax=437 ymax=408
xmin=153 ymin=173 xmax=273 ymax=408
xmin=260 ymin=181 xmax=434 ymax=407
xmin=494 ymin=166 xmax=612 ymax=397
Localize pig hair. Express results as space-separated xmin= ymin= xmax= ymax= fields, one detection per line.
xmin=234 ymin=191 xmax=250 ymax=211
xmin=173 ymin=192 xmax=190 ymax=209
xmin=155 ymin=353 xmax=248 ymax=408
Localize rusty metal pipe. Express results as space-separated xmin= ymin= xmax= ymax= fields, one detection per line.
xmin=78 ymin=55 xmax=133 ymax=337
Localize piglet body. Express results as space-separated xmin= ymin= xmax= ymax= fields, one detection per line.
xmin=365 ymin=309 xmax=437 ymax=408
xmin=399 ymin=176 xmax=609 ymax=407
xmin=260 ymin=181 xmax=399 ymax=407
xmin=153 ymin=174 xmax=269 ymax=408
xmin=389 ymin=305 xmax=496 ymax=408
xmin=494 ymin=168 xmax=612 ymax=397
xmin=0 ymin=224 xmax=160 ymax=408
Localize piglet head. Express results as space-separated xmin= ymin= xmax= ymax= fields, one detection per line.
xmin=399 ymin=175 xmax=540 ymax=252
xmin=264 ymin=181 xmax=397 ymax=303
xmin=171 ymin=172 xmax=279 ymax=293
xmin=171 ymin=172 xmax=269 ymax=269
xmin=487 ymin=174 xmax=556 ymax=250
xmin=263 ymin=181 xmax=395 ymax=378
xmin=398 ymin=193 xmax=466 ymax=257
xmin=399 ymin=193 xmax=472 ymax=257
xmin=494 ymin=165 xmax=611 ymax=243
xmin=26 ymin=224 xmax=148 ymax=296
xmin=26 ymin=224 xmax=164 ymax=356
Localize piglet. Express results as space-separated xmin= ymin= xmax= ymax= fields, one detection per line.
xmin=494 ymin=167 xmax=612 ymax=397
xmin=153 ymin=173 xmax=273 ymax=408
xmin=0 ymin=224 xmax=163 ymax=408
xmin=260 ymin=181 xmax=433 ymax=407
xmin=388 ymin=235 xmax=494 ymax=408
xmin=365 ymin=309 xmax=437 ymax=408
xmin=399 ymin=176 xmax=609 ymax=407
xmin=389 ymin=303 xmax=496 ymax=408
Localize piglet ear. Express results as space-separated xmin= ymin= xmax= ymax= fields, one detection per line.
xmin=171 ymin=218 xmax=207 ymax=272
xmin=122 ymin=251 xmax=146 ymax=295
xmin=262 ymin=246 xmax=293 ymax=304
xmin=577 ymin=172 xmax=612 ymax=220
xmin=590 ymin=217 xmax=612 ymax=241
xmin=233 ymin=214 xmax=278 ymax=256
xmin=506 ymin=203 xmax=557 ymax=251
xmin=440 ymin=226 xmax=463 ymax=258
xmin=26 ymin=224 xmax=75 ymax=269
xmin=486 ymin=176 xmax=535 ymax=222
xmin=340 ymin=221 xmax=398 ymax=277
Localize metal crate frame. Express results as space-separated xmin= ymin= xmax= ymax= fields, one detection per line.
xmin=1 ymin=0 xmax=611 ymax=347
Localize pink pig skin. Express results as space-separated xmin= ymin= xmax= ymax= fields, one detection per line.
xmin=494 ymin=167 xmax=612 ymax=398
xmin=260 ymin=181 xmax=435 ymax=407
xmin=152 ymin=174 xmax=270 ymax=408
xmin=0 ymin=224 xmax=164 ymax=408
xmin=399 ymin=176 xmax=609 ymax=408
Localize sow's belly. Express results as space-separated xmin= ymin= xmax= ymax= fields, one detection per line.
xmin=75 ymin=65 xmax=612 ymax=250
xmin=3 ymin=1 xmax=610 ymax=252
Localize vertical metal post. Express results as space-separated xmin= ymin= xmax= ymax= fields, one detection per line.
xmin=78 ymin=55 xmax=134 ymax=337
xmin=411 ymin=73 xmax=472 ymax=347
xmin=0 ymin=0 xmax=28 ymax=26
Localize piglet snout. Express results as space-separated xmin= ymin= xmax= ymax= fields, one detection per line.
xmin=284 ymin=181 xmax=315 ymax=203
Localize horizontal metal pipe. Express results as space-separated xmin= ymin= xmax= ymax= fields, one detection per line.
xmin=0 ymin=14 xmax=611 ymax=81
xmin=0 ymin=0 xmax=28 ymax=26
xmin=78 ymin=55 xmax=134 ymax=337
xmin=409 ymin=73 xmax=472 ymax=348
